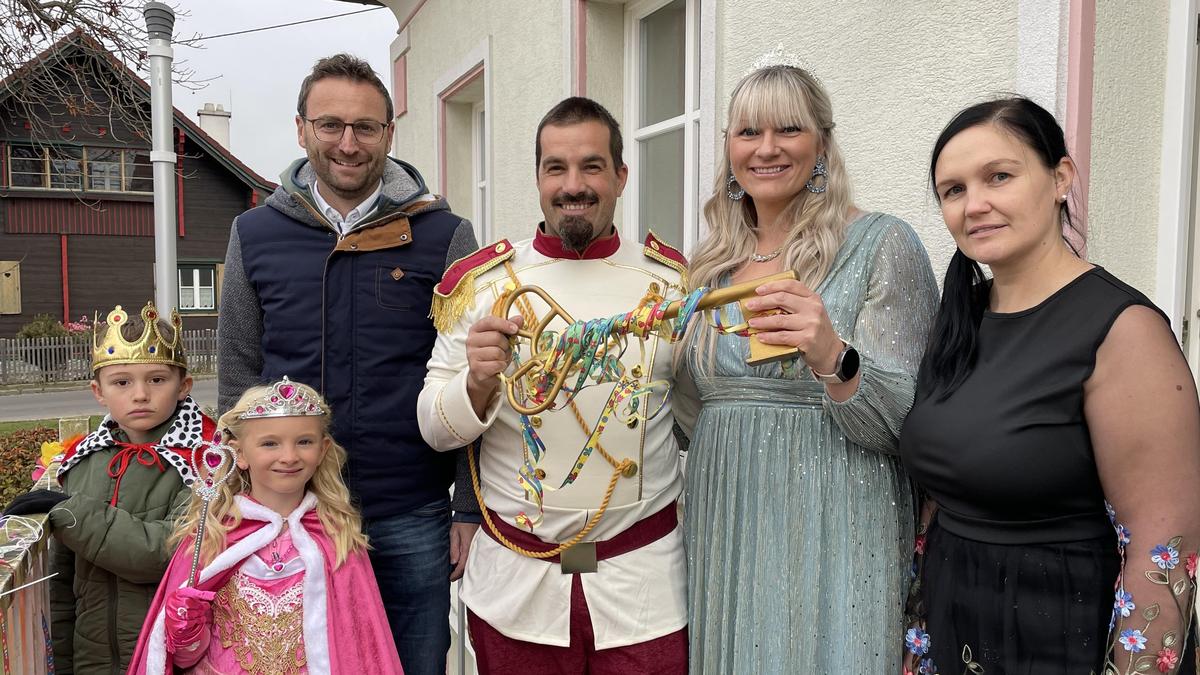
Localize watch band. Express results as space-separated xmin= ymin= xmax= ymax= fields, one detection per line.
xmin=810 ymin=341 xmax=857 ymax=384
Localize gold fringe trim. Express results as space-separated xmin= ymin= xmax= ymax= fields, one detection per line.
xmin=430 ymin=271 xmax=478 ymax=333
xmin=643 ymin=247 xmax=689 ymax=287
xmin=429 ymin=241 xmax=514 ymax=332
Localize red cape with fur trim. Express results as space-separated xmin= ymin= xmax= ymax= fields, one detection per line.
xmin=126 ymin=494 xmax=402 ymax=675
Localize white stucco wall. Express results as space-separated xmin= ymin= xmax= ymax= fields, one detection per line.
xmin=387 ymin=0 xmax=567 ymax=244
xmin=585 ymin=1 xmax=627 ymax=229
xmin=585 ymin=2 xmax=626 ymax=129
xmin=1087 ymin=1 xmax=1169 ymax=296
xmin=717 ymin=0 xmax=1022 ymax=281
xmin=381 ymin=0 xmax=1174 ymax=298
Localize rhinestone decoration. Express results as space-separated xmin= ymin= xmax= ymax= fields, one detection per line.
xmin=238 ymin=376 xmax=327 ymax=420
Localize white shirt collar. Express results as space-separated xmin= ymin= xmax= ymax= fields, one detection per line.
xmin=311 ymin=180 xmax=383 ymax=235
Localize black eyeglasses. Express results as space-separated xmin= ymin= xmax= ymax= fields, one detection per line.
xmin=302 ymin=116 xmax=390 ymax=145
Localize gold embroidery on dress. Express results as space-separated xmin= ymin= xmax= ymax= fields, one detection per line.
xmin=213 ymin=570 xmax=306 ymax=675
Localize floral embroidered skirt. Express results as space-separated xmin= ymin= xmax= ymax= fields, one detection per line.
xmin=916 ymin=520 xmax=1174 ymax=674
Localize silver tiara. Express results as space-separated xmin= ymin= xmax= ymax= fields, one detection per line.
xmin=744 ymin=43 xmax=820 ymax=82
xmin=239 ymin=377 xmax=328 ymax=419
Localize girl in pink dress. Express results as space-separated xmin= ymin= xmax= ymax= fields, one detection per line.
xmin=128 ymin=377 xmax=403 ymax=675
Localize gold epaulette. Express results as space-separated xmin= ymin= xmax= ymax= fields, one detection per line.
xmin=643 ymin=231 xmax=689 ymax=286
xmin=430 ymin=239 xmax=515 ymax=332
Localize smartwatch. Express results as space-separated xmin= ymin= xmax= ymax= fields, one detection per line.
xmin=810 ymin=341 xmax=860 ymax=384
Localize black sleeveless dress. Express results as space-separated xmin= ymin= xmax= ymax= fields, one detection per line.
xmin=900 ymin=267 xmax=1194 ymax=674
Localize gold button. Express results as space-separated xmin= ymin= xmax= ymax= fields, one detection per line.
xmin=495 ymin=242 xmax=507 ymax=253
xmin=622 ymin=462 xmax=639 ymax=478
xmin=650 ymin=240 xmax=660 ymax=251
xmin=631 ymin=364 xmax=644 ymax=378
xmin=534 ymin=468 xmax=547 ymax=480
xmin=530 ymin=415 xmax=542 ymax=428
xmin=626 ymin=418 xmax=638 ymax=429
xmin=504 ymin=281 xmax=517 ymax=292
xmin=390 ymin=267 xmax=404 ymax=281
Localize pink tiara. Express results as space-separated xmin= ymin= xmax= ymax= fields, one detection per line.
xmin=239 ymin=377 xmax=328 ymax=419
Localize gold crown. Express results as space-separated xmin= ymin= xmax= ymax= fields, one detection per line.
xmin=92 ymin=301 xmax=187 ymax=373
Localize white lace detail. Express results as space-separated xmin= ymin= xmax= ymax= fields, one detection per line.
xmin=233 ymin=571 xmax=304 ymax=618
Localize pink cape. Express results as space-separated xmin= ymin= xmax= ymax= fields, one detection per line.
xmin=127 ymin=493 xmax=403 ymax=675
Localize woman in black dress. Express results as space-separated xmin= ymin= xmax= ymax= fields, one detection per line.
xmin=900 ymin=97 xmax=1200 ymax=674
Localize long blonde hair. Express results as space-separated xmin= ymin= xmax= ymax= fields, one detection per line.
xmin=170 ymin=382 xmax=368 ymax=568
xmin=686 ymin=66 xmax=854 ymax=374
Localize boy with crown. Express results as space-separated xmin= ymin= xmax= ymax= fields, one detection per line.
xmin=4 ymin=301 xmax=214 ymax=674
xmin=417 ymin=97 xmax=698 ymax=673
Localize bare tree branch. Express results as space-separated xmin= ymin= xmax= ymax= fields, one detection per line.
xmin=0 ymin=0 xmax=204 ymax=146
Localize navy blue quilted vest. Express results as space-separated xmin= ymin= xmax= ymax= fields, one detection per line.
xmin=235 ymin=200 xmax=460 ymax=519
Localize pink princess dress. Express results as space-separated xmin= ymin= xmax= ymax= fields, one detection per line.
xmin=128 ymin=492 xmax=403 ymax=675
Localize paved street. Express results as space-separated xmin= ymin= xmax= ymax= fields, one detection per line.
xmin=0 ymin=377 xmax=217 ymax=422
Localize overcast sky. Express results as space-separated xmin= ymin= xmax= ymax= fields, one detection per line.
xmin=170 ymin=0 xmax=398 ymax=182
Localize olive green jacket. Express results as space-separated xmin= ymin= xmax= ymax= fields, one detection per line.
xmin=47 ymin=397 xmax=211 ymax=675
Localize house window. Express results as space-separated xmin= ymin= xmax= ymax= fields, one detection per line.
xmin=10 ymin=145 xmax=46 ymax=188
xmin=438 ymin=62 xmax=488 ymax=242
xmin=49 ymin=146 xmax=83 ymax=190
xmin=178 ymin=264 xmax=216 ymax=311
xmin=88 ymin=148 xmax=122 ymax=191
xmin=626 ymin=0 xmax=700 ymax=252
xmin=5 ymin=144 xmax=154 ymax=194
xmin=123 ymin=150 xmax=153 ymax=193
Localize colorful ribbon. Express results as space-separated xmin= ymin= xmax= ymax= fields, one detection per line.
xmin=506 ymin=286 xmax=709 ymax=529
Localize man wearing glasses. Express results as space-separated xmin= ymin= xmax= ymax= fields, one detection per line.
xmin=217 ymin=53 xmax=479 ymax=675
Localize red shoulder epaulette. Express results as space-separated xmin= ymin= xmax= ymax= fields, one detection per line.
xmin=435 ymin=239 xmax=515 ymax=297
xmin=431 ymin=239 xmax=516 ymax=332
xmin=643 ymin=231 xmax=687 ymax=276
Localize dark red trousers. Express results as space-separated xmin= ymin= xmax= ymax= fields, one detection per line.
xmin=466 ymin=574 xmax=688 ymax=675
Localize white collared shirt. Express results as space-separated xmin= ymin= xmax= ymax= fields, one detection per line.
xmin=311 ymin=180 xmax=383 ymax=235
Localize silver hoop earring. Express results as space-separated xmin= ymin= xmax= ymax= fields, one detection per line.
xmin=727 ymin=173 xmax=745 ymax=201
xmin=805 ymin=155 xmax=828 ymax=194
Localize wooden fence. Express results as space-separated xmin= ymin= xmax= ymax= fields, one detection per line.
xmin=0 ymin=329 xmax=217 ymax=385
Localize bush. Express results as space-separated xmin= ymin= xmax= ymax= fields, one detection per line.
xmin=16 ymin=314 xmax=69 ymax=339
xmin=0 ymin=427 xmax=59 ymax=509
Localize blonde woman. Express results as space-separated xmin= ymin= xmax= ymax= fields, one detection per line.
xmin=128 ymin=378 xmax=404 ymax=675
xmin=683 ymin=65 xmax=938 ymax=673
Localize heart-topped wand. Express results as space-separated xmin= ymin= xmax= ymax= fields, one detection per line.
xmin=186 ymin=432 xmax=236 ymax=586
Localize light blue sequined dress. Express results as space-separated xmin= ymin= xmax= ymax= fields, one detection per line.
xmin=684 ymin=212 xmax=939 ymax=674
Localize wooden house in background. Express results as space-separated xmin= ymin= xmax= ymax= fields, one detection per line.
xmin=0 ymin=31 xmax=273 ymax=337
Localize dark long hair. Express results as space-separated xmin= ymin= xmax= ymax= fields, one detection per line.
xmin=917 ymin=97 xmax=1077 ymax=400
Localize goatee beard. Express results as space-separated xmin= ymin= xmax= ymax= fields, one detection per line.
xmin=558 ymin=216 xmax=596 ymax=254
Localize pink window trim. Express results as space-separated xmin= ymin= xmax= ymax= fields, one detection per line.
xmin=393 ymin=54 xmax=408 ymax=119
xmin=437 ymin=64 xmax=485 ymax=196
xmin=574 ymin=0 xmax=587 ymax=96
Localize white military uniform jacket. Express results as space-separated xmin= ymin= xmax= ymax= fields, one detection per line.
xmin=417 ymin=228 xmax=698 ymax=648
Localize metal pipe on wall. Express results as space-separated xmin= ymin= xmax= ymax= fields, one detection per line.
xmin=144 ymin=2 xmax=178 ymax=312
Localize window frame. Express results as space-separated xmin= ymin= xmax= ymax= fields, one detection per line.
xmin=4 ymin=144 xmax=154 ymax=195
xmin=434 ymin=38 xmax=492 ymax=244
xmin=471 ymin=100 xmax=489 ymax=239
xmin=177 ymin=263 xmax=218 ymax=312
xmin=623 ymin=0 xmax=701 ymax=253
